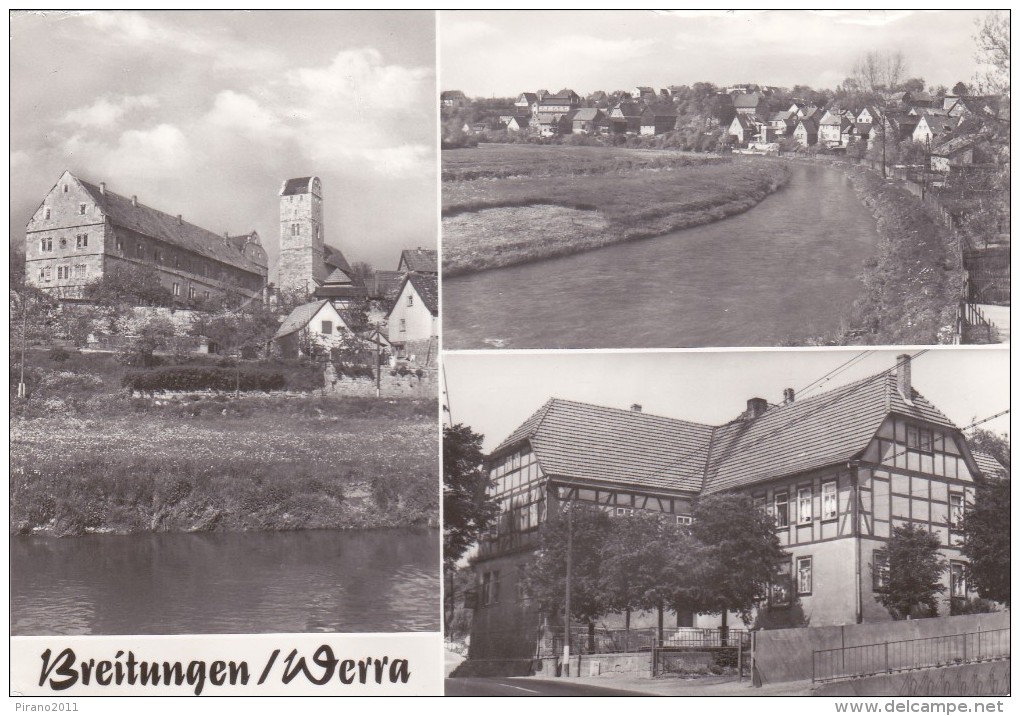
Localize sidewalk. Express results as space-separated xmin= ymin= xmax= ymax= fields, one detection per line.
xmin=524 ymin=672 xmax=815 ymax=696
xmin=976 ymin=304 xmax=1010 ymax=344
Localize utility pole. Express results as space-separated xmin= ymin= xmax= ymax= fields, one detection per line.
xmin=562 ymin=496 xmax=572 ymax=678
xmin=375 ymin=324 xmax=381 ymax=399
xmin=15 ymin=292 xmax=27 ymax=399
xmin=881 ymin=108 xmax=887 ymax=179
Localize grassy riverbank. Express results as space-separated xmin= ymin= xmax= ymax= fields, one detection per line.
xmin=798 ymin=162 xmax=965 ymax=345
xmin=11 ymin=368 xmax=438 ymax=537
xmin=442 ymin=145 xmax=790 ymax=276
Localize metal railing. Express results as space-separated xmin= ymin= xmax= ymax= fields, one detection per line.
xmin=537 ymin=626 xmax=749 ymax=657
xmin=812 ymin=627 xmax=1010 ymax=683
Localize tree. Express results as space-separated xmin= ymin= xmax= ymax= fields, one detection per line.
xmin=974 ymin=11 xmax=1009 ymax=96
xmin=525 ymin=502 xmax=614 ymax=645
xmin=599 ymin=512 xmax=689 ymax=647
xmin=877 ymin=524 xmax=946 ymax=619
xmin=119 ymin=314 xmax=177 ymax=367
xmin=190 ymin=300 xmax=279 ymax=361
xmin=442 ymin=424 xmax=497 ymax=571
xmin=960 ymin=432 xmax=1009 ymax=606
xmin=82 ymin=263 xmax=174 ymax=308
xmin=687 ymin=493 xmax=789 ymax=625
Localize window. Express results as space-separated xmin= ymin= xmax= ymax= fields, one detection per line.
xmin=407 ymin=294 xmax=414 ymax=307
xmin=154 ymin=249 xmax=162 ymax=263
xmin=399 ymin=318 xmax=406 ymax=333
xmin=615 ymin=507 xmax=634 ymax=516
xmin=203 ymin=291 xmax=210 ymax=301
xmin=60 ymin=238 xmax=67 ymax=249
xmin=40 ymin=238 xmax=52 ymax=252
xmin=44 ymin=208 xmax=50 ymax=220
xmin=172 ymin=282 xmax=180 ymax=297
xmin=950 ymin=562 xmax=967 ymax=598
xmin=76 ymin=234 xmax=88 ymax=249
xmin=321 ymin=320 xmax=333 ymax=335
xmin=798 ymin=487 xmax=812 ymax=524
xmin=189 ymin=287 xmax=196 ymax=300
xmin=63 ymin=184 xmax=68 ymax=193
xmin=676 ymin=515 xmax=692 ymax=526
xmin=79 ymin=203 xmax=87 ymax=215
xmin=822 ymin=481 xmax=837 ymax=520
xmin=774 ymin=491 xmax=789 ymax=528
xmin=796 ymin=556 xmax=812 ymax=595
xmin=771 ymin=560 xmax=792 ymax=606
xmin=873 ymin=550 xmax=890 ymax=592
xmin=136 ymin=242 xmax=144 ymax=258
xmin=56 ymin=266 xmax=64 ymax=279
xmin=116 ymin=237 xmax=123 ymax=251
xmin=174 ymin=255 xmax=180 ymax=268
xmin=481 ymin=571 xmax=501 ymax=606
xmin=949 ymin=493 xmax=964 ymax=528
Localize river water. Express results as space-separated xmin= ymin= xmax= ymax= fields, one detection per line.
xmin=443 ymin=162 xmax=879 ymax=348
xmin=10 ymin=528 xmax=439 ymax=635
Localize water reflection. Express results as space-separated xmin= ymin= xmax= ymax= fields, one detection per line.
xmin=11 ymin=529 xmax=440 ymax=635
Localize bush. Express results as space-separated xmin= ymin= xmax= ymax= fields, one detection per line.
xmin=122 ymin=366 xmax=287 ymax=393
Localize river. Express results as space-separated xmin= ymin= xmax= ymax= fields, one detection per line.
xmin=443 ymin=162 xmax=879 ymax=348
xmin=10 ymin=528 xmax=439 ymax=635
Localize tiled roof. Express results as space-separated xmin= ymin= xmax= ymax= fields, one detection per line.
xmin=365 ymin=270 xmax=403 ymax=298
xmin=274 ymin=299 xmax=330 ymax=339
xmin=324 ymin=267 xmax=355 ymax=285
xmin=704 ymin=372 xmax=957 ymax=493
xmin=406 ymin=272 xmax=438 ymax=315
xmin=971 ymin=450 xmax=1008 ymax=480
xmin=313 ymin=284 xmax=367 ymax=299
xmin=490 ymin=368 xmax=966 ymax=498
xmin=493 ymin=398 xmax=713 ymax=493
xmin=931 ymin=133 xmax=982 ymax=156
xmin=572 ymin=108 xmax=604 ymax=122
xmin=400 ymin=248 xmax=438 ymax=273
xmin=77 ymin=178 xmax=266 ymax=275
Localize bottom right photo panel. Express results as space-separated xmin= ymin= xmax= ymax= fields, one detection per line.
xmin=442 ymin=348 xmax=1009 ymax=697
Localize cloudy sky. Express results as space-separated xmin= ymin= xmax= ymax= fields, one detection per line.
xmin=11 ymin=11 xmax=436 ymax=277
xmin=441 ymin=10 xmax=989 ymax=98
xmin=444 ymin=349 xmax=1009 ymax=452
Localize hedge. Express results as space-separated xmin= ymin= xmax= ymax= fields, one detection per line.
xmin=122 ymin=366 xmax=286 ymax=393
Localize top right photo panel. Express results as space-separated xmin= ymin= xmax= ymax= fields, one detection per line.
xmin=439 ymin=10 xmax=1009 ymax=350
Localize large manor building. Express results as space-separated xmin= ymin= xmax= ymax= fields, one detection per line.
xmin=25 ymin=170 xmax=269 ymax=303
xmin=467 ymin=355 xmax=1006 ymax=663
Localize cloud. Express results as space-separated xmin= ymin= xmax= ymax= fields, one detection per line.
xmin=63 ymin=123 xmax=191 ymax=179
xmin=84 ymin=11 xmax=278 ymax=71
xmin=441 ymin=18 xmax=497 ymax=45
xmin=809 ymin=10 xmax=917 ymax=26
xmin=205 ymin=90 xmax=289 ymax=139
xmin=10 ymin=150 xmax=31 ymax=169
xmin=60 ymin=94 xmax=158 ymax=128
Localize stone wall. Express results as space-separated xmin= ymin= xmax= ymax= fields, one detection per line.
xmin=324 ymin=364 xmax=437 ymax=399
xmin=814 ymin=660 xmax=1010 ymax=696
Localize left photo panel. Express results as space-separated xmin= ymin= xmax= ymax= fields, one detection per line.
xmin=10 ymin=10 xmax=442 ymax=695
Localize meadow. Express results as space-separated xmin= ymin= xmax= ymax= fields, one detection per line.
xmin=442 ymin=145 xmax=790 ymax=275
xmin=10 ymin=352 xmax=438 ymax=537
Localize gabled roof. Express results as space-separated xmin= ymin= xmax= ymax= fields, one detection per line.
xmin=74 ymin=176 xmax=266 ymax=275
xmin=323 ymin=244 xmax=361 ymax=284
xmin=703 ymin=372 xmax=956 ymax=493
xmin=613 ymin=101 xmax=643 ymax=117
xmin=931 ymin=133 xmax=983 ymax=157
xmin=769 ymin=111 xmax=795 ymax=122
xmin=641 ymin=104 xmax=677 ymax=120
xmin=517 ymin=92 xmax=538 ymax=104
xmin=731 ymin=114 xmax=757 ymax=131
xmin=571 ymin=108 xmax=605 ymax=122
xmin=274 ymin=299 xmax=336 ymax=339
xmin=406 ymin=273 xmax=438 ymax=315
xmin=400 ymin=248 xmax=438 ymax=273
xmin=388 ymin=272 xmax=438 ymax=318
xmin=492 ymin=398 xmax=714 ymax=493
xmin=490 ymin=366 xmax=967 ymax=498
xmin=796 ymin=117 xmax=819 ymax=133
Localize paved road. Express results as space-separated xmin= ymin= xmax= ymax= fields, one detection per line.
xmin=976 ymin=304 xmax=1010 ymax=343
xmin=445 ymin=677 xmax=651 ymax=697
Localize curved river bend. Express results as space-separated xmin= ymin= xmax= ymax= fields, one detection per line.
xmin=11 ymin=528 xmax=439 ymax=635
xmin=444 ymin=162 xmax=878 ymax=349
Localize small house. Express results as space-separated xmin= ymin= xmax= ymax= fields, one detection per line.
xmin=793 ymin=117 xmax=819 ymax=147
xmin=274 ymin=299 xmax=353 ymax=359
xmin=639 ymin=105 xmax=677 ymax=136
xmin=386 ymin=273 xmax=438 ymax=359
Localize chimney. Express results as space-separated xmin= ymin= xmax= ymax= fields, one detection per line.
xmin=630 ymin=404 xmax=642 ymax=413
xmin=99 ymin=182 xmax=106 ymax=195
xmin=131 ymin=195 xmax=137 ymax=207
xmin=783 ymin=388 xmax=795 ymax=405
xmin=896 ymin=354 xmax=912 ymax=402
xmin=176 ymin=214 xmax=182 ymax=225
xmin=747 ymin=397 xmax=769 ymax=419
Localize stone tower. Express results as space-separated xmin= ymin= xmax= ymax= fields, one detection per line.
xmin=278 ymin=176 xmax=326 ymax=296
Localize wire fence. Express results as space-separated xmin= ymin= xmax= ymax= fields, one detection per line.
xmin=812 ymin=627 xmax=1010 ymax=683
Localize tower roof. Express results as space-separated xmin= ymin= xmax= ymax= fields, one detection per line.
xmin=280 ymin=177 xmax=318 ymax=196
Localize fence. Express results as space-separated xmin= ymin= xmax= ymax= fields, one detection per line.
xmin=537 ymin=626 xmax=749 ymax=657
xmin=812 ymin=627 xmax=1010 ymax=683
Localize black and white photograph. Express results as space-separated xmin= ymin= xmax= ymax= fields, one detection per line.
xmin=442 ymin=349 xmax=1010 ymax=696
xmin=10 ymin=9 xmax=441 ymax=645
xmin=439 ymin=10 xmax=1009 ymax=350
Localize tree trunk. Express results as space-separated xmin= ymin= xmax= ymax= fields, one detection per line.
xmin=657 ymin=603 xmax=664 ymax=647
xmin=720 ymin=609 xmax=729 ymax=647
xmin=625 ymin=608 xmax=631 ymax=652
xmin=587 ymin=620 xmax=595 ymax=653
